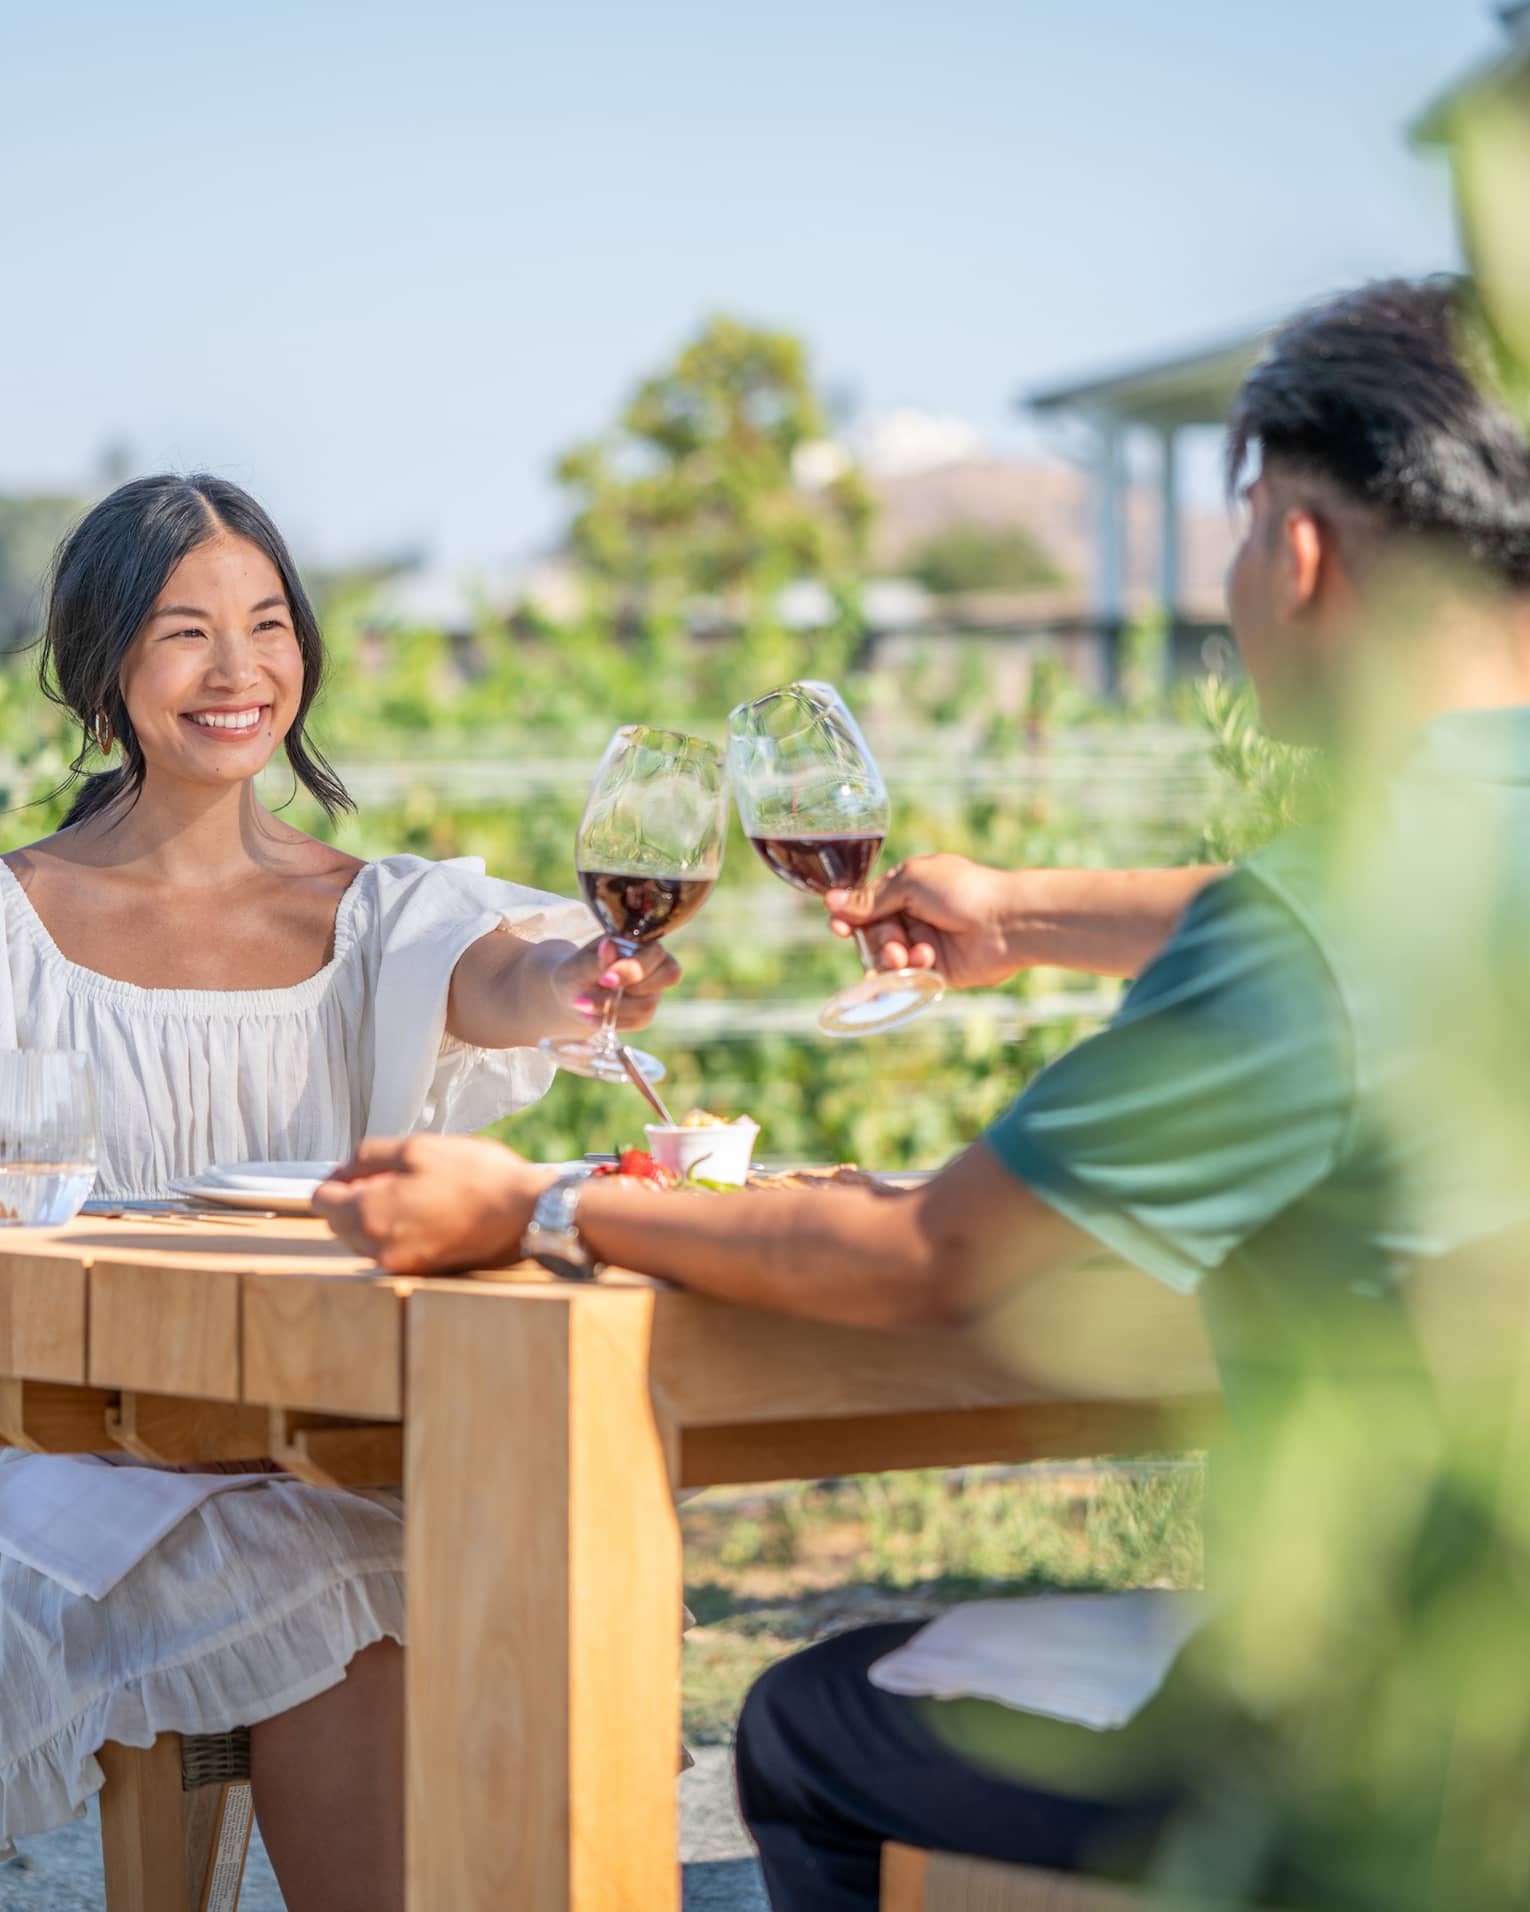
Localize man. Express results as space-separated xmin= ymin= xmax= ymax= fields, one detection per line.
xmin=318 ymin=278 xmax=1530 ymax=1907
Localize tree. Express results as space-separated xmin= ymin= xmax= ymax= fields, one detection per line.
xmin=555 ymin=316 xmax=873 ymax=625
xmin=908 ymin=523 xmax=1064 ymax=597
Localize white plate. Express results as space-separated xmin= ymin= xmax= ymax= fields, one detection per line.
xmin=170 ymin=1161 xmax=339 ymax=1215
xmin=168 ymin=1183 xmax=318 ymax=1215
xmin=196 ymin=1160 xmax=338 ymax=1188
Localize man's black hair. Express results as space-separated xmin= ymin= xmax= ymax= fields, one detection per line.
xmin=1228 ymin=277 xmax=1530 ymax=589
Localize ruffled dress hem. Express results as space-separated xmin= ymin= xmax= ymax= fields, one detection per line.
xmin=0 ymin=1563 xmax=405 ymax=1851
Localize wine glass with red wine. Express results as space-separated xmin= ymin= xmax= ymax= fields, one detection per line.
xmin=540 ymin=726 xmax=727 ymax=1084
xmin=727 ymin=681 xmax=945 ymax=1036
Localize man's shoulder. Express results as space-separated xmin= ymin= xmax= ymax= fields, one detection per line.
xmin=1129 ymin=847 xmax=1337 ymax=1021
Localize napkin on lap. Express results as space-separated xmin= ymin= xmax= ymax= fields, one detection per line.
xmin=0 ymin=1453 xmax=264 ymax=1600
xmin=868 ymin=1589 xmax=1213 ymax=1731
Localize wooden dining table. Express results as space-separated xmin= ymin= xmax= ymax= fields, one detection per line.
xmin=0 ymin=1213 xmax=1223 ymax=1910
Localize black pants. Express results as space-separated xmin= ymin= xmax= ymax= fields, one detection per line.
xmin=734 ymin=1622 xmax=1188 ymax=1912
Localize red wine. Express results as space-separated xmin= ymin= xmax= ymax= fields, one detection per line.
xmin=577 ymin=870 xmax=715 ymax=942
xmin=747 ymin=832 xmax=884 ymax=896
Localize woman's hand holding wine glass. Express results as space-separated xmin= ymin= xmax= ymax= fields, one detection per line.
xmin=540 ymin=725 xmax=728 ymax=1085
xmin=546 ymin=935 xmax=682 ymax=1032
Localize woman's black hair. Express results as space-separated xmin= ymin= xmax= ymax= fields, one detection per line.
xmin=41 ymin=473 xmax=353 ymax=826
xmin=1227 ymin=276 xmax=1530 ymax=589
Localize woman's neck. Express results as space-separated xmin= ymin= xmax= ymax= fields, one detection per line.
xmin=67 ymin=775 xmax=300 ymax=886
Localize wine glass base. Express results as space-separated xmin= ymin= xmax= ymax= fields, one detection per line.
xmin=539 ymin=1036 xmax=667 ymax=1085
xmin=818 ymin=968 xmax=945 ymax=1037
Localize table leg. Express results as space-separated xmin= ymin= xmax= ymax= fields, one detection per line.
xmin=406 ymin=1288 xmax=681 ymax=1910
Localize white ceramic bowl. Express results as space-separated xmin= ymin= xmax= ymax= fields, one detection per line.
xmin=644 ymin=1120 xmax=760 ymax=1186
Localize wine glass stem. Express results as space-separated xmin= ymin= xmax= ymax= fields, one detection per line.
xmin=852 ymin=928 xmax=879 ymax=975
xmin=591 ymin=938 xmax=637 ymax=1063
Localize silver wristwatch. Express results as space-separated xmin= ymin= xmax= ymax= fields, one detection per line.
xmin=521 ymin=1166 xmax=600 ymax=1282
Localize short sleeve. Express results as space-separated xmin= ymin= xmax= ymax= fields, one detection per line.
xmin=357 ymin=855 xmax=595 ymax=1138
xmin=983 ymin=871 xmax=1352 ymax=1293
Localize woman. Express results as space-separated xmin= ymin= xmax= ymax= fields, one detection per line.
xmin=0 ymin=474 xmax=678 ymax=1908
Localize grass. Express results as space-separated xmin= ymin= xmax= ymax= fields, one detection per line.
xmin=680 ymin=1462 xmax=1205 ymax=1743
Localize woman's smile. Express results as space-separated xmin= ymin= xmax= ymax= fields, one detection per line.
xmin=182 ymin=703 xmax=270 ymax=739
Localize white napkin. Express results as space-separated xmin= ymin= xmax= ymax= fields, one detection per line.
xmin=868 ymin=1589 xmax=1213 ymax=1731
xmin=0 ymin=1453 xmax=264 ymax=1600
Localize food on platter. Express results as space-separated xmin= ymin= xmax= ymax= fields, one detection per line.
xmin=591 ymin=1114 xmax=887 ymax=1193
xmin=742 ymin=1164 xmax=886 ymax=1191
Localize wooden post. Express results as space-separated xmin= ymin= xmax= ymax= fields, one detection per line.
xmin=405 ymin=1287 xmax=680 ymax=1911
xmin=97 ymin=1738 xmax=192 ymax=1912
xmin=1157 ymin=427 xmax=1180 ymax=629
xmin=98 ymin=1735 xmax=253 ymax=1912
xmin=1091 ymin=416 xmax=1128 ymax=696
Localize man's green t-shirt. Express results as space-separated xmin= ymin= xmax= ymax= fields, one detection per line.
xmin=986 ymin=707 xmax=1530 ymax=1371
xmin=980 ymin=708 xmax=1530 ymax=1900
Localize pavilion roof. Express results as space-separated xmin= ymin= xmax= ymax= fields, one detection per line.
xmin=1022 ymin=326 xmax=1270 ymax=432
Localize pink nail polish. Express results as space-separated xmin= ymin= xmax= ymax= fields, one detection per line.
xmin=598 ymin=969 xmax=622 ymax=989
xmin=571 ymin=996 xmax=596 ymax=1015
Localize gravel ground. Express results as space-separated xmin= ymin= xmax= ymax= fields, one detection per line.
xmin=0 ymin=1748 xmax=764 ymax=1910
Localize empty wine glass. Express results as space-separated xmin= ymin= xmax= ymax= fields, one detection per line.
xmin=0 ymin=1051 xmax=99 ymax=1226
xmin=541 ymin=726 xmax=728 ymax=1084
xmin=729 ymin=681 xmax=945 ymax=1036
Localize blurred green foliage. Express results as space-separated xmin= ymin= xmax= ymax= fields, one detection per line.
xmin=1193 ymin=672 xmax=1321 ymax=861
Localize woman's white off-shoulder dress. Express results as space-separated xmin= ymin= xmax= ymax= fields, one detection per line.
xmin=0 ymin=854 xmax=592 ymax=1846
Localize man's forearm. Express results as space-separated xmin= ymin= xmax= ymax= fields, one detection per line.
xmin=1004 ymin=866 xmax=1224 ymax=977
xmin=574 ymin=1176 xmax=950 ymax=1330
xmin=571 ymin=1142 xmax=1089 ymax=1331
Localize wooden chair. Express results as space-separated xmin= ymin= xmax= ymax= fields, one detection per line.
xmin=881 ymin=1845 xmax=1295 ymax=1911
xmin=883 ymin=1844 xmax=1156 ymax=1909
xmin=98 ymin=1730 xmax=254 ymax=1912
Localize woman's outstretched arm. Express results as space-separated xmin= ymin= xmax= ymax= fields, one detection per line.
xmin=444 ymin=927 xmax=682 ymax=1048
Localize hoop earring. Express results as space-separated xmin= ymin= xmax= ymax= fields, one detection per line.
xmin=92 ymin=709 xmax=114 ymax=756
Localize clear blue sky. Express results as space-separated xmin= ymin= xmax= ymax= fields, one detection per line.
xmin=0 ymin=0 xmax=1498 ymax=569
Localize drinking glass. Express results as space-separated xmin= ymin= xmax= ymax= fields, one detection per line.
xmin=728 ymin=681 xmax=945 ymax=1036
xmin=541 ymin=726 xmax=728 ymax=1084
xmin=0 ymin=1051 xmax=99 ymax=1226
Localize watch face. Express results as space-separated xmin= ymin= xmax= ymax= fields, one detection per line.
xmin=531 ymin=1248 xmax=596 ymax=1283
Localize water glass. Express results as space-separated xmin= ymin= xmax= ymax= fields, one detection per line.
xmin=0 ymin=1052 xmax=99 ymax=1226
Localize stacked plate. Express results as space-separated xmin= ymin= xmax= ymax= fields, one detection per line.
xmin=169 ymin=1161 xmax=339 ymax=1216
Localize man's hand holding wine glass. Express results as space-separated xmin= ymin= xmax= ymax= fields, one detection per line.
xmin=728 ymin=681 xmax=946 ymax=1035
xmin=824 ymin=856 xmax=1224 ymax=984
xmin=823 ymin=854 xmax=1025 ymax=990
